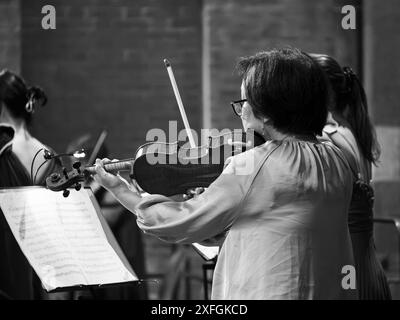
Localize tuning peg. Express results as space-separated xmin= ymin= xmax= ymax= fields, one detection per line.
xmin=74 ymin=183 xmax=82 ymax=191
xmin=50 ymin=173 xmax=61 ymax=182
xmin=43 ymin=149 xmax=54 ymax=160
xmin=63 ymin=189 xmax=70 ymax=197
xmin=73 ymin=161 xmax=81 ymax=174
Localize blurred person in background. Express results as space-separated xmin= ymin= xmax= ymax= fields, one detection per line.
xmin=0 ymin=69 xmax=62 ymax=299
xmin=311 ymin=54 xmax=391 ymax=300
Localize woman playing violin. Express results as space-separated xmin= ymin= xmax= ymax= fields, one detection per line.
xmin=93 ymin=48 xmax=357 ymax=299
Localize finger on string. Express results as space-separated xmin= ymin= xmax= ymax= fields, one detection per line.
xmin=110 ymin=159 xmax=120 ymax=175
xmin=101 ymin=158 xmax=112 ymax=166
xmin=95 ymin=159 xmax=108 ymax=177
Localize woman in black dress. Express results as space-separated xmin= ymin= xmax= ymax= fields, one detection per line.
xmin=311 ymin=54 xmax=391 ymax=299
xmin=0 ymin=69 xmax=60 ymax=299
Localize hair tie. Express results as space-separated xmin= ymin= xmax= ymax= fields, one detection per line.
xmin=343 ymin=66 xmax=356 ymax=92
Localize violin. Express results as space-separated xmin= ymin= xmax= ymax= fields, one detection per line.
xmin=45 ymin=129 xmax=265 ymax=197
xmin=46 ymin=59 xmax=266 ymax=197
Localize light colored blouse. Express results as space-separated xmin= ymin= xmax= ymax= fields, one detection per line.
xmin=323 ymin=113 xmax=371 ymax=182
xmin=135 ymin=138 xmax=357 ymax=300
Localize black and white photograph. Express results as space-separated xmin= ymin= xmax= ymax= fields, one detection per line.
xmin=0 ymin=0 xmax=399 ymax=314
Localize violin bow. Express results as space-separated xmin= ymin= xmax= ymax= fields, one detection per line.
xmin=164 ymin=59 xmax=196 ymax=148
xmin=87 ymin=129 xmax=108 ymax=165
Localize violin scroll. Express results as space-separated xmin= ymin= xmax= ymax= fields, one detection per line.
xmin=46 ymin=161 xmax=86 ymax=197
xmin=46 ymin=159 xmax=135 ymax=196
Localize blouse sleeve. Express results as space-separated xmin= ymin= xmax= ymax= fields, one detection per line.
xmin=134 ymin=152 xmax=257 ymax=244
xmin=321 ymin=116 xmax=360 ymax=180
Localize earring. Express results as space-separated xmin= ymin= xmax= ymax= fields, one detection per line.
xmin=25 ymin=99 xmax=34 ymax=113
xmin=261 ymin=119 xmax=268 ymax=138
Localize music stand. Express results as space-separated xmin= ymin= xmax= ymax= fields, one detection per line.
xmin=0 ymin=186 xmax=144 ymax=295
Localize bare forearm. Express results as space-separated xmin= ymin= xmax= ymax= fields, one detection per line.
xmin=107 ymin=183 xmax=142 ymax=216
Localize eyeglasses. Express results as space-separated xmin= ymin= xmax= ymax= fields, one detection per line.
xmin=230 ymin=99 xmax=247 ymax=117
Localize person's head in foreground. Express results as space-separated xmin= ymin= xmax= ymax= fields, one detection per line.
xmin=232 ymin=48 xmax=328 ymax=141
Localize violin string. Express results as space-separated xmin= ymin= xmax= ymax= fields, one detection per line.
xmin=83 ymin=130 xmax=256 ymax=172
xmin=84 ymin=158 xmax=135 ymax=171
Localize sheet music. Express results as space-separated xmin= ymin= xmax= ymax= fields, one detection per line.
xmin=0 ymin=188 xmax=136 ymax=291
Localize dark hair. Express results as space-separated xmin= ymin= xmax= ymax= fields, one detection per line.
xmin=310 ymin=54 xmax=380 ymax=165
xmin=0 ymin=69 xmax=47 ymax=124
xmin=236 ymin=48 xmax=329 ymax=136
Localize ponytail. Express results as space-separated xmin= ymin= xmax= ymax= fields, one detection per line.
xmin=343 ymin=66 xmax=381 ymax=165
xmin=310 ymin=54 xmax=381 ymax=166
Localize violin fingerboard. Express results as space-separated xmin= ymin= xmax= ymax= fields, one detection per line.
xmin=85 ymin=161 xmax=133 ymax=174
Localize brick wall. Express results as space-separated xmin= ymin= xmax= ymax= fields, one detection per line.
xmin=0 ymin=0 xmax=20 ymax=73
xmin=21 ymin=0 xmax=202 ymax=159
xmin=365 ymin=0 xmax=400 ymax=297
xmin=203 ymin=0 xmax=360 ymax=130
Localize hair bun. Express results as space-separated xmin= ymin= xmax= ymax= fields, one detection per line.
xmin=26 ymin=86 xmax=47 ymax=113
